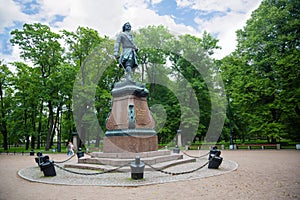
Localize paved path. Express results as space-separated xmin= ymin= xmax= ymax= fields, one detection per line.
xmin=0 ymin=150 xmax=299 ymax=200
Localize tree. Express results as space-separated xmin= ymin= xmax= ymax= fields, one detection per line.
xmin=134 ymin=26 xmax=224 ymax=144
xmin=11 ymin=62 xmax=41 ymax=149
xmin=170 ymin=34 xmax=225 ymax=143
xmin=11 ymin=23 xmax=64 ymax=150
xmin=0 ymin=61 xmax=13 ymax=150
xmin=6 ymin=23 xmax=224 ymax=151
xmin=63 ymin=27 xmax=110 ymax=148
xmin=221 ymin=0 xmax=300 ymax=141
xmin=62 ymin=26 xmax=104 ymax=67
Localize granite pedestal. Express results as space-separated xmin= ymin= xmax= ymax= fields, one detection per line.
xmin=103 ymin=80 xmax=158 ymax=153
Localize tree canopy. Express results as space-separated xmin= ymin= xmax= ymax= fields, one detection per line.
xmin=1 ymin=22 xmax=223 ymax=150
xmin=0 ymin=0 xmax=299 ymax=151
xmin=220 ymin=0 xmax=300 ymax=142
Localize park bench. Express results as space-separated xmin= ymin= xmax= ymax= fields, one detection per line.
xmin=236 ymin=144 xmax=280 ymax=150
xmin=188 ymin=144 xmax=222 ymax=150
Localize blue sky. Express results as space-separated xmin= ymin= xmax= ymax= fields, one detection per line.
xmin=0 ymin=0 xmax=262 ymax=63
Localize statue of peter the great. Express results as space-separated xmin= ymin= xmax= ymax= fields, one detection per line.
xmin=114 ymin=22 xmax=138 ymax=80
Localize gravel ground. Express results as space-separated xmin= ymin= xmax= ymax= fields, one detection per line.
xmin=0 ymin=150 xmax=299 ymax=200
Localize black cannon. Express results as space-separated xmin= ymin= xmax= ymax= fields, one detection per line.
xmin=34 ymin=152 xmax=56 ymax=176
xmin=40 ymin=160 xmax=56 ymax=176
xmin=208 ymin=146 xmax=223 ymax=169
xmin=35 ymin=155 xmax=50 ymax=167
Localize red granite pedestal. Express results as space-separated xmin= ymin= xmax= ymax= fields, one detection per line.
xmin=103 ymin=135 xmax=158 ymax=153
xmin=103 ymin=80 xmax=158 ymax=153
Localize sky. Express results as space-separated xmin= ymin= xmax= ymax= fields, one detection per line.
xmin=0 ymin=0 xmax=263 ymax=65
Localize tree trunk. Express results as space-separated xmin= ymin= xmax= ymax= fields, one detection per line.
xmin=24 ymin=109 xmax=29 ymax=150
xmin=2 ymin=128 xmax=8 ymax=150
xmin=31 ymin=109 xmax=36 ymax=149
xmin=31 ymin=136 xmax=35 ymax=149
xmin=25 ymin=135 xmax=30 ymax=150
xmin=37 ymin=101 xmax=43 ymax=149
xmin=66 ymin=102 xmax=73 ymax=142
xmin=50 ymin=106 xmax=60 ymax=148
xmin=95 ymin=133 xmax=100 ymax=148
xmin=0 ymin=84 xmax=8 ymax=150
xmin=57 ymin=106 xmax=62 ymax=152
xmin=45 ymin=101 xmax=54 ymax=151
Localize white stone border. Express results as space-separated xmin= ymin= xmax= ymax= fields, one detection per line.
xmin=18 ymin=160 xmax=238 ymax=187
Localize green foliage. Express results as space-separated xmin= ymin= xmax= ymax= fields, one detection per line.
xmin=0 ymin=61 xmax=14 ymax=150
xmin=2 ymin=22 xmax=224 ymax=150
xmin=221 ymin=0 xmax=300 ymax=142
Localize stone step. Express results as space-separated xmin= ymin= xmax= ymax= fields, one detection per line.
xmin=64 ymin=157 xmax=196 ymax=172
xmin=79 ymin=154 xmax=183 ymax=166
xmin=90 ymin=149 xmax=171 ymax=159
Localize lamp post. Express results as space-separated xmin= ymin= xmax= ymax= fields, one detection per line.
xmin=228 ymin=94 xmax=234 ymax=150
xmin=177 ymin=129 xmax=182 ymax=147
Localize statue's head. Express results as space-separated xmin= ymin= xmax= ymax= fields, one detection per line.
xmin=122 ymin=22 xmax=131 ymax=32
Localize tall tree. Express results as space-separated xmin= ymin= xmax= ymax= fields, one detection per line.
xmin=10 ymin=23 xmax=64 ymax=150
xmin=134 ymin=26 xmax=223 ymax=144
xmin=11 ymin=62 xmax=41 ymax=149
xmin=0 ymin=61 xmax=13 ymax=150
xmin=221 ymin=0 xmax=300 ymax=141
xmin=62 ymin=27 xmax=108 ymax=147
xmin=62 ymin=26 xmax=104 ymax=68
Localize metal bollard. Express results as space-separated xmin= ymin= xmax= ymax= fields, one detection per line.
xmin=35 ymin=154 xmax=49 ymax=167
xmin=77 ymin=148 xmax=84 ymax=159
xmin=208 ymin=146 xmax=221 ymax=160
xmin=208 ymin=146 xmax=223 ymax=169
xmin=208 ymin=156 xmax=223 ymax=169
xmin=130 ymin=156 xmax=145 ymax=180
xmin=40 ymin=160 xmax=56 ymax=176
xmin=37 ymin=152 xmax=43 ymax=157
xmin=173 ymin=145 xmax=180 ymax=154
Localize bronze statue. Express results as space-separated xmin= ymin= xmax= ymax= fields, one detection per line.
xmin=114 ymin=22 xmax=138 ymax=80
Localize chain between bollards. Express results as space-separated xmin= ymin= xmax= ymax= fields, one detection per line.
xmin=181 ymin=151 xmax=210 ymax=159
xmin=53 ymin=154 xmax=76 ymax=164
xmin=53 ymin=161 xmax=132 ymax=176
xmin=41 ymin=149 xmax=214 ymax=177
xmin=145 ymin=161 xmax=209 ymax=176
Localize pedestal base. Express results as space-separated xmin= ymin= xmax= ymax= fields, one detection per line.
xmin=103 ymin=135 xmax=158 ymax=153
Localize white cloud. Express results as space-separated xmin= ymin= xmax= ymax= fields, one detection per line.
xmin=47 ymin=0 xmax=196 ymax=37
xmin=177 ymin=0 xmax=262 ymax=58
xmin=194 ymin=11 xmax=248 ymax=58
xmin=0 ymin=0 xmax=263 ymax=63
xmin=176 ymin=0 xmax=260 ymax=13
xmin=0 ymin=45 xmax=23 ymax=72
xmin=0 ymin=0 xmax=29 ymax=33
xmin=1 ymin=0 xmax=195 ymax=67
xmin=151 ymin=0 xmax=163 ymax=5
